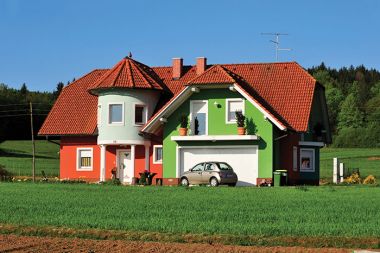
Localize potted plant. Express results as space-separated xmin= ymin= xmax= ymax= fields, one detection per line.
xmin=235 ymin=111 xmax=246 ymax=135
xmin=179 ymin=114 xmax=188 ymax=136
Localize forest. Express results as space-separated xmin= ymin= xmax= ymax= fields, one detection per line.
xmin=308 ymin=63 xmax=380 ymax=147
xmin=0 ymin=64 xmax=379 ymax=147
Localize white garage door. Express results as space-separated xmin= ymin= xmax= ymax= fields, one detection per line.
xmin=179 ymin=146 xmax=258 ymax=186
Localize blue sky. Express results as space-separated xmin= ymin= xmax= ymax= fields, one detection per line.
xmin=1 ymin=0 xmax=379 ymax=91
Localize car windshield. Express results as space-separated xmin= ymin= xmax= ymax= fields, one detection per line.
xmin=217 ymin=162 xmax=232 ymax=170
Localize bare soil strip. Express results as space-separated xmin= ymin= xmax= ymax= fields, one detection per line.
xmin=0 ymin=224 xmax=379 ymax=251
xmin=0 ymin=234 xmax=355 ymax=253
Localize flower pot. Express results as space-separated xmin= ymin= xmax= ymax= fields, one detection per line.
xmin=179 ymin=128 xmax=188 ymax=136
xmin=237 ymin=127 xmax=246 ymax=135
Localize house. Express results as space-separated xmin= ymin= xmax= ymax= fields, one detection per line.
xmin=39 ymin=56 xmax=331 ymax=186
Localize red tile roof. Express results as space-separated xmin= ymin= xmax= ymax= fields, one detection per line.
xmin=89 ymin=57 xmax=167 ymax=93
xmin=39 ymin=59 xmax=317 ymax=136
xmin=38 ymin=69 xmax=107 ymax=136
xmin=187 ymin=65 xmax=237 ymax=85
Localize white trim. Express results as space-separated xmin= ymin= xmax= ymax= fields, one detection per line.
xmin=107 ymin=102 xmax=124 ymax=125
xmin=190 ymin=100 xmax=208 ymax=135
xmin=292 ymin=146 xmax=298 ymax=172
xmin=153 ymin=145 xmax=163 ymax=164
xmin=76 ymin=147 xmax=93 ymax=171
xmin=176 ymin=145 xmax=259 ymax=184
xmin=300 ymin=148 xmax=315 ymax=173
xmin=99 ymin=145 xmax=106 ymax=181
xmin=299 ymin=141 xmax=324 ymax=147
xmin=225 ymin=98 xmax=245 ymax=124
xmin=145 ymin=144 xmax=150 ymax=170
xmin=98 ymin=139 xmax=151 ymax=146
xmin=171 ymin=135 xmax=259 ymax=141
xmin=233 ymin=83 xmax=286 ymax=131
xmin=133 ymin=103 xmax=148 ymax=126
xmin=131 ymin=145 xmax=135 ymax=179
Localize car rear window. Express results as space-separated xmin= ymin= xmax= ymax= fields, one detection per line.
xmin=218 ymin=163 xmax=232 ymax=170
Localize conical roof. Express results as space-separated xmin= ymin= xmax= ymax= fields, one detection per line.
xmin=89 ymin=56 xmax=167 ymax=93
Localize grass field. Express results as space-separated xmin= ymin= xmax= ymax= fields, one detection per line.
xmin=320 ymin=148 xmax=380 ymax=181
xmin=0 ymin=183 xmax=379 ymax=241
xmin=0 ymin=140 xmax=60 ymax=177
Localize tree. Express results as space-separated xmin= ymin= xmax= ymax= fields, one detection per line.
xmin=53 ymin=82 xmax=64 ymax=99
xmin=337 ymin=93 xmax=364 ymax=130
xmin=325 ymin=87 xmax=344 ymax=131
xmin=20 ymin=83 xmax=28 ymax=96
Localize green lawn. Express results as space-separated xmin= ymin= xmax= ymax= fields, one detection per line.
xmin=320 ymin=148 xmax=380 ymax=181
xmin=0 ymin=183 xmax=379 ymax=240
xmin=0 ymin=140 xmax=60 ymax=177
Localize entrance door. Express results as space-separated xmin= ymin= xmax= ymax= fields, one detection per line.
xmin=117 ymin=150 xmax=133 ymax=184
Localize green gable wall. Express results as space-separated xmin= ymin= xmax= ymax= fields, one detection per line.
xmin=162 ymin=88 xmax=274 ymax=179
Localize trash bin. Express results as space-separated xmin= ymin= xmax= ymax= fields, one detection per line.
xmin=273 ymin=170 xmax=287 ymax=186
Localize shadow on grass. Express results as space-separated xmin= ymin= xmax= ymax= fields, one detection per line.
xmin=0 ymin=149 xmax=56 ymax=159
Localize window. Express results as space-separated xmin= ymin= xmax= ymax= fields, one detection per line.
xmin=134 ymin=104 xmax=147 ymax=125
xmin=190 ymin=100 xmax=208 ymax=135
xmin=153 ymin=145 xmax=162 ymax=164
xmin=77 ymin=148 xmax=93 ymax=171
xmin=226 ymin=99 xmax=244 ymax=123
xmin=293 ymin=146 xmax=298 ymax=171
xmin=300 ymin=148 xmax=315 ymax=172
xmin=108 ymin=103 xmax=123 ymax=124
xmin=191 ymin=163 xmax=204 ymax=172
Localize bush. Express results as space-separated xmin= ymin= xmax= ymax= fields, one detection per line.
xmin=344 ymin=172 xmax=362 ymax=184
xmin=333 ymin=125 xmax=380 ymax=148
xmin=363 ymin=175 xmax=377 ymax=185
xmin=0 ymin=165 xmax=12 ymax=181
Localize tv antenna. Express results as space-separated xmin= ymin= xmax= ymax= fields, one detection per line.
xmin=261 ymin=33 xmax=291 ymax=62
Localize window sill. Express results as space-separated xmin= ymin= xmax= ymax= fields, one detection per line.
xmin=171 ymin=135 xmax=259 ymax=141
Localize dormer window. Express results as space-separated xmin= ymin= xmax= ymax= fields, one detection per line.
xmin=108 ymin=103 xmax=124 ymax=125
xmin=134 ymin=104 xmax=147 ymax=125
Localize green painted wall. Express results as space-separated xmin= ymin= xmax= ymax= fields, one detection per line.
xmin=97 ymin=89 xmax=160 ymax=143
xmin=163 ymin=88 xmax=274 ymax=179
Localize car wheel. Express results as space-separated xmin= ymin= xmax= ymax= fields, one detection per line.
xmin=228 ymin=183 xmax=236 ymax=187
xmin=180 ymin=177 xmax=189 ymax=186
xmin=209 ymin=177 xmax=219 ymax=187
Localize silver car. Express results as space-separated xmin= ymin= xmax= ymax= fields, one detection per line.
xmin=180 ymin=162 xmax=238 ymax=187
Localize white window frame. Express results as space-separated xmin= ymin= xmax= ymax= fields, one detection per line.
xmin=97 ymin=104 xmax=102 ymax=127
xmin=133 ymin=103 xmax=148 ymax=126
xmin=76 ymin=147 xmax=93 ymax=171
xmin=108 ymin=102 xmax=124 ymax=125
xmin=293 ymin=146 xmax=298 ymax=172
xmin=225 ymin=98 xmax=245 ymax=124
xmin=299 ymin=148 xmax=315 ymax=173
xmin=153 ymin=145 xmax=163 ymax=164
xmin=189 ymin=100 xmax=208 ymax=135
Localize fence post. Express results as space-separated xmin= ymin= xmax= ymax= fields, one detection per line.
xmin=339 ymin=163 xmax=344 ymax=183
xmin=333 ymin=158 xmax=338 ymax=184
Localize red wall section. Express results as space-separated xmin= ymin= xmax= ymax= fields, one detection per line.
xmin=60 ymin=136 xmax=100 ymax=181
xmin=279 ymin=133 xmax=300 ymax=185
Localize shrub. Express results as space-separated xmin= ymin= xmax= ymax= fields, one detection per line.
xmin=363 ymin=175 xmax=377 ymax=185
xmin=179 ymin=114 xmax=188 ymax=128
xmin=235 ymin=111 xmax=246 ymax=127
xmin=0 ymin=165 xmax=12 ymax=181
xmin=344 ymin=172 xmax=362 ymax=184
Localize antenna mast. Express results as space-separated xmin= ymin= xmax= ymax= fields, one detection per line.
xmin=261 ymin=33 xmax=291 ymax=62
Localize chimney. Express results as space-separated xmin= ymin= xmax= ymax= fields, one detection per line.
xmin=172 ymin=58 xmax=183 ymax=79
xmin=196 ymin=57 xmax=207 ymax=75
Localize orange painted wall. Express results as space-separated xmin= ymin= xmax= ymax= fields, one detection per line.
xmin=60 ymin=136 xmax=162 ymax=181
xmin=60 ymin=136 xmax=100 ymax=181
